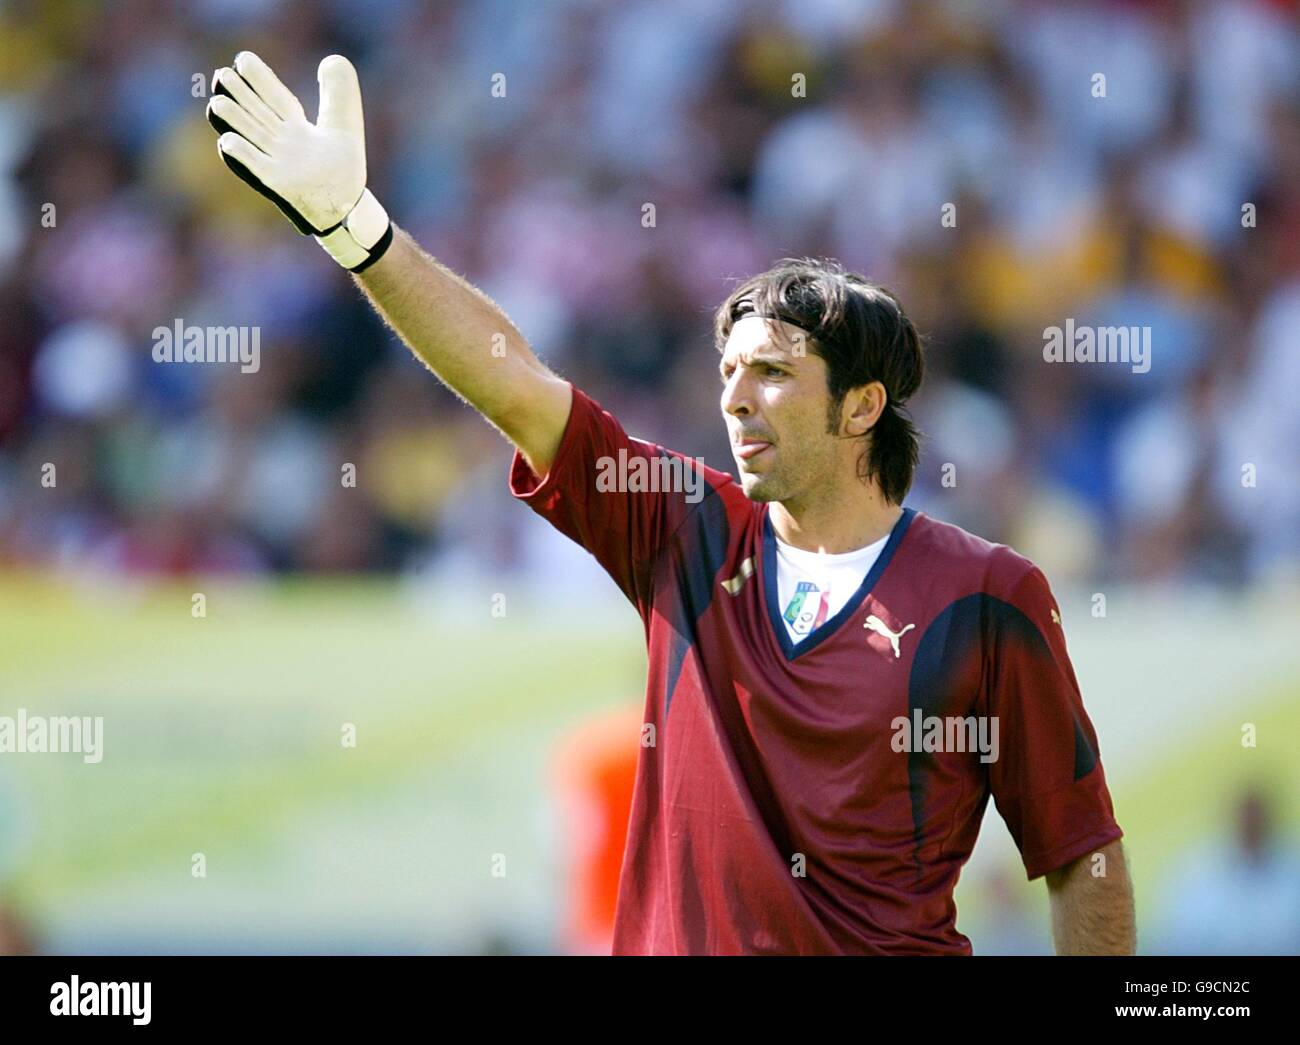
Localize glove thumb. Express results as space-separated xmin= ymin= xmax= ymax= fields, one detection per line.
xmin=317 ymin=55 xmax=364 ymax=137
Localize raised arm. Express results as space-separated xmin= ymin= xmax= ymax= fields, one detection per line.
xmin=352 ymin=226 xmax=571 ymax=477
xmin=206 ymin=50 xmax=571 ymax=475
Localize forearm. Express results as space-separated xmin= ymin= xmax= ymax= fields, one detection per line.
xmin=1046 ymin=839 xmax=1136 ymax=955
xmin=353 ymin=224 xmax=570 ymax=471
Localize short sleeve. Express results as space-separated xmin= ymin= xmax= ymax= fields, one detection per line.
xmin=509 ymin=383 xmax=731 ymax=615
xmin=984 ymin=561 xmax=1124 ymax=880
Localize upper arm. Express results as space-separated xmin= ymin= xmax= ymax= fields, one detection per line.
xmin=1045 ymin=837 xmax=1125 ymax=891
xmin=508 ymin=386 xmax=728 ymax=613
xmin=500 ymin=371 xmax=573 ymax=479
xmin=1043 ymin=838 xmax=1135 ymax=954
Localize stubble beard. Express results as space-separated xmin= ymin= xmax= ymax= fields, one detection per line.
xmin=739 ymin=471 xmax=780 ymax=502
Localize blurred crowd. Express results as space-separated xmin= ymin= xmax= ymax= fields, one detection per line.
xmin=0 ymin=0 xmax=1297 ymax=589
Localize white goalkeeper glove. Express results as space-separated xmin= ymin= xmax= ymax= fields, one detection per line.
xmin=206 ymin=51 xmax=393 ymax=272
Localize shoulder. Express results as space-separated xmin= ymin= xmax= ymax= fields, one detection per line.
xmin=903 ymin=510 xmax=1049 ymax=602
xmin=570 ymin=385 xmax=742 ymax=505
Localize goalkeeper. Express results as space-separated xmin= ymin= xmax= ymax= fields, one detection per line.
xmin=207 ymin=53 xmax=1135 ymax=955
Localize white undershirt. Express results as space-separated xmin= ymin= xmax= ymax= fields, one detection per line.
xmin=775 ymin=532 xmax=888 ymax=644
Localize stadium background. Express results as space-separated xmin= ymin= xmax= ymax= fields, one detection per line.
xmin=0 ymin=0 xmax=1297 ymax=954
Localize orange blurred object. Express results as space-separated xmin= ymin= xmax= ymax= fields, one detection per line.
xmin=550 ymin=703 xmax=642 ymax=955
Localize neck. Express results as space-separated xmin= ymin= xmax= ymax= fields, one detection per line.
xmin=769 ymin=480 xmax=904 ymax=554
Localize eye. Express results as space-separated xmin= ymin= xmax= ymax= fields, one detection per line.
xmin=764 ymin=366 xmax=785 ymax=378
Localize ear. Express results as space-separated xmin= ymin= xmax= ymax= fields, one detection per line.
xmin=842 ymin=380 xmax=887 ymax=437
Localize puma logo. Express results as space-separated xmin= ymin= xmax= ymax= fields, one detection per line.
xmin=1050 ymin=608 xmax=1061 ymax=625
xmin=864 ymin=614 xmax=915 ymax=659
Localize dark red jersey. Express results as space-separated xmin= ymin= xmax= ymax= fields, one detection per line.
xmin=511 ymin=385 xmax=1123 ymax=955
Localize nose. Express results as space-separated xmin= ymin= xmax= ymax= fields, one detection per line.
xmin=720 ymin=368 xmax=752 ymax=418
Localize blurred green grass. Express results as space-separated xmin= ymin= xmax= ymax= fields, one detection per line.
xmin=0 ymin=576 xmax=645 ymax=908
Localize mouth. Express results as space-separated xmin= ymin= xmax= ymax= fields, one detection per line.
xmin=734 ymin=439 xmax=773 ymax=462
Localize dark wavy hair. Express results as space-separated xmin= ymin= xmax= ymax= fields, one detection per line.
xmin=712 ymin=257 xmax=925 ymax=505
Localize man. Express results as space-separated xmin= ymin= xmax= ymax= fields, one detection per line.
xmin=207 ymin=52 xmax=1135 ymax=955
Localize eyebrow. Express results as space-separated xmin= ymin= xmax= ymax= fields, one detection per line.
xmin=718 ymin=350 xmax=794 ymax=374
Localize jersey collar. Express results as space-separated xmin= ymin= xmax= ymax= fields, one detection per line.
xmin=761 ymin=505 xmax=917 ymax=661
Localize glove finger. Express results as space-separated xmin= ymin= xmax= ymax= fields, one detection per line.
xmin=217 ymin=131 xmax=272 ymax=183
xmin=212 ymin=66 xmax=282 ymax=133
xmin=233 ymin=51 xmax=306 ymax=123
xmin=217 ymin=133 xmax=318 ymax=236
xmin=207 ymin=95 xmax=276 ymax=154
xmin=316 ymin=55 xmax=364 ymax=136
